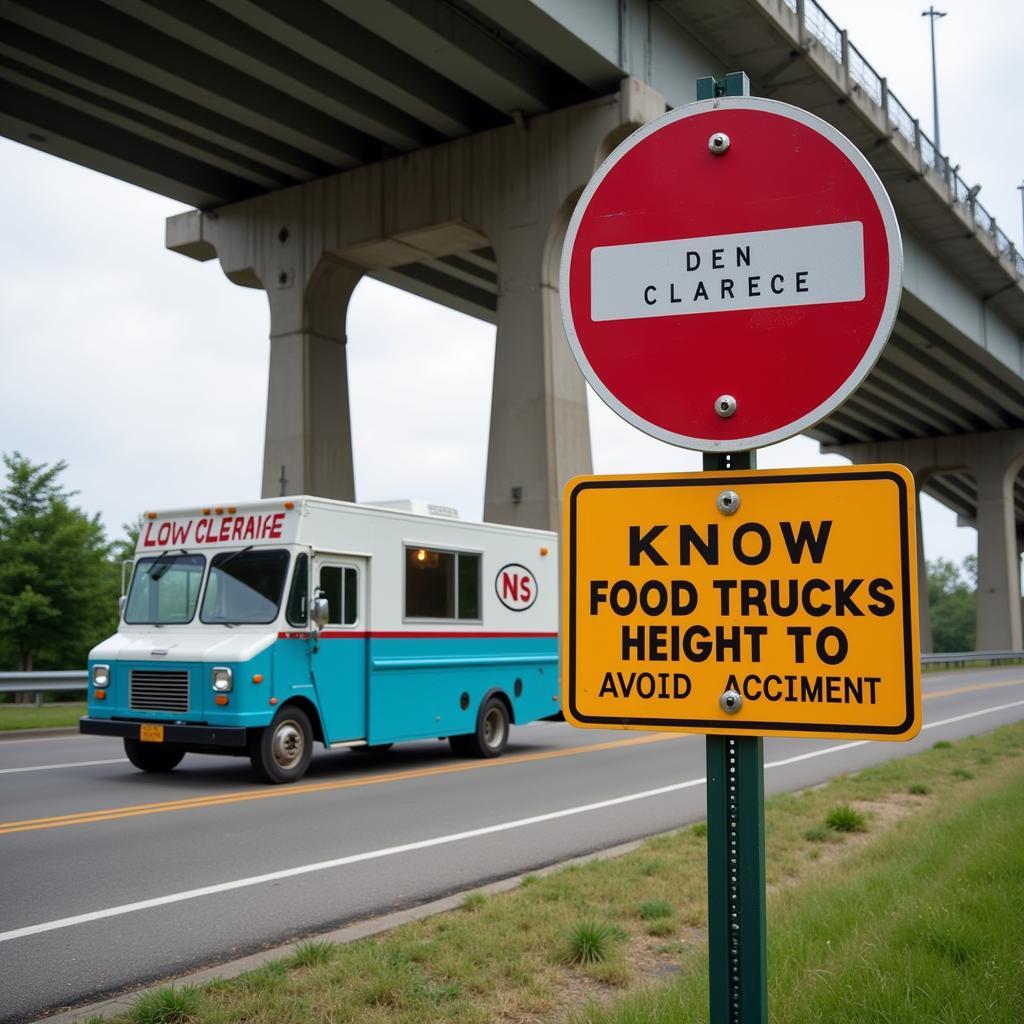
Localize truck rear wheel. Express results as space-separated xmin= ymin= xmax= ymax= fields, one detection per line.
xmin=250 ymin=706 xmax=313 ymax=784
xmin=449 ymin=696 xmax=510 ymax=759
xmin=124 ymin=738 xmax=185 ymax=773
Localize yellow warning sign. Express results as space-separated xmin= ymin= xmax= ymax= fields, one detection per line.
xmin=562 ymin=466 xmax=920 ymax=741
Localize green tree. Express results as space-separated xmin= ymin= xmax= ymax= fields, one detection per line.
xmin=0 ymin=453 xmax=119 ymax=678
xmin=926 ymin=556 xmax=976 ymax=652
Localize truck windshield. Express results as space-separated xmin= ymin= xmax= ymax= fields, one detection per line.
xmin=124 ymin=553 xmax=206 ymax=624
xmin=200 ymin=548 xmax=290 ymax=624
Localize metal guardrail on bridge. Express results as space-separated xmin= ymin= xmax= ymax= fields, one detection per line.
xmin=785 ymin=0 xmax=1024 ymax=275
xmin=3 ymin=654 xmax=1024 ymax=705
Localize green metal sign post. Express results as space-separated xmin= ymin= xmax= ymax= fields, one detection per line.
xmin=703 ymin=448 xmax=768 ymax=1024
xmin=698 ymin=72 xmax=768 ymax=1024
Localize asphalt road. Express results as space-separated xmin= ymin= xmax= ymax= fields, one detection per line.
xmin=2 ymin=666 xmax=1023 ymax=1023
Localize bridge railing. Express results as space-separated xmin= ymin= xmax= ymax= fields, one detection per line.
xmin=782 ymin=0 xmax=1024 ymax=276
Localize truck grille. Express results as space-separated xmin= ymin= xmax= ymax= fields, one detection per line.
xmin=130 ymin=669 xmax=190 ymax=713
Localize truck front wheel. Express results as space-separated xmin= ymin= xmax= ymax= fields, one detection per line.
xmin=124 ymin=738 xmax=185 ymax=773
xmin=250 ymin=706 xmax=313 ymax=784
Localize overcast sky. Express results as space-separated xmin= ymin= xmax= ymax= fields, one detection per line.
xmin=0 ymin=0 xmax=1019 ymax=571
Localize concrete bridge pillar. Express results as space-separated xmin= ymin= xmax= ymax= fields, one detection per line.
xmin=484 ymin=206 xmax=590 ymax=529
xmin=831 ymin=430 xmax=1024 ymax=652
xmin=167 ymin=78 xmax=667 ymax=530
xmin=972 ymin=446 xmax=1023 ymax=650
xmin=262 ymin=255 xmax=361 ymax=500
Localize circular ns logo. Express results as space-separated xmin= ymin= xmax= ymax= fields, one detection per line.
xmin=495 ymin=564 xmax=537 ymax=611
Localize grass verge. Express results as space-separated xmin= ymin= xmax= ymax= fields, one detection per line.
xmin=0 ymin=702 xmax=85 ymax=731
xmin=81 ymin=723 xmax=1024 ymax=1024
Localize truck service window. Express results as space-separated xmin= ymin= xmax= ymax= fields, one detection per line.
xmin=405 ymin=547 xmax=481 ymax=621
xmin=319 ymin=565 xmax=358 ymax=626
xmin=124 ymin=553 xmax=206 ymax=624
xmin=200 ymin=548 xmax=289 ymax=624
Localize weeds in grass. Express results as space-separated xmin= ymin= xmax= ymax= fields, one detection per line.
xmin=691 ymin=822 xmax=707 ymax=838
xmin=655 ymin=942 xmax=687 ymax=955
xmin=637 ymin=900 xmax=673 ymax=920
xmin=952 ymin=768 xmax=975 ymax=781
xmin=130 ymin=986 xmax=200 ymax=1024
xmin=238 ymin=961 xmax=287 ymax=994
xmin=933 ymin=740 xmax=953 ymax=750
xmin=289 ymin=939 xmax=337 ymax=968
xmin=461 ymin=892 xmax=486 ymax=911
xmin=909 ymin=783 xmax=931 ymax=795
xmin=562 ymin=921 xmax=624 ymax=965
xmin=520 ymin=873 xmax=539 ymax=886
xmin=804 ymin=825 xmax=833 ymax=843
xmin=644 ymin=918 xmax=676 ymax=937
xmin=825 ymin=805 xmax=868 ymax=833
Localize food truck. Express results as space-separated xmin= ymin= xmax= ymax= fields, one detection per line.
xmin=80 ymin=497 xmax=559 ymax=783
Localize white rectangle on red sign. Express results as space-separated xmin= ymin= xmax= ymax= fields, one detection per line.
xmin=590 ymin=221 xmax=864 ymax=322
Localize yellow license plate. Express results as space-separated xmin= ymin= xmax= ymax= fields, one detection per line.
xmin=139 ymin=724 xmax=164 ymax=743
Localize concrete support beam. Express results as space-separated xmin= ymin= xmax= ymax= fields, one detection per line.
xmin=832 ymin=430 xmax=1024 ymax=652
xmin=263 ymin=256 xmax=361 ymax=499
xmin=168 ymin=77 xmax=667 ymax=528
xmin=483 ymin=195 xmax=590 ymax=529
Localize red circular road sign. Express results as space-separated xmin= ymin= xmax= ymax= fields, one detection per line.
xmin=560 ymin=97 xmax=902 ymax=451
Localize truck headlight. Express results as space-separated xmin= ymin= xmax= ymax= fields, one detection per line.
xmin=92 ymin=664 xmax=110 ymax=689
xmin=212 ymin=667 xmax=233 ymax=692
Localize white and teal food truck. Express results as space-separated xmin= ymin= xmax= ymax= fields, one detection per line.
xmin=80 ymin=497 xmax=559 ymax=783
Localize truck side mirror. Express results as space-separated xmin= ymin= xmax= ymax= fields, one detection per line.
xmin=312 ymin=595 xmax=330 ymax=629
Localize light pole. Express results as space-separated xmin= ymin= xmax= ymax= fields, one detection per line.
xmin=1018 ymin=183 xmax=1024 ymax=252
xmin=922 ymin=7 xmax=946 ymax=152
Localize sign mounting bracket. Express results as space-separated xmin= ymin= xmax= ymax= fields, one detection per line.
xmin=696 ymin=71 xmax=750 ymax=100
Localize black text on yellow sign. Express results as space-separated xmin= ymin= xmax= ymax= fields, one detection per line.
xmin=562 ymin=466 xmax=921 ymax=741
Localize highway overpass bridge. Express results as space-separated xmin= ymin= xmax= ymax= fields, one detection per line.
xmin=3 ymin=0 xmax=1023 ymax=649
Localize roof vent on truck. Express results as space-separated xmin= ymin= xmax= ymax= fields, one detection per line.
xmin=363 ymin=499 xmax=460 ymax=519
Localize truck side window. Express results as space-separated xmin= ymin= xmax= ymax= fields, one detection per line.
xmin=405 ymin=547 xmax=481 ymax=621
xmin=320 ymin=565 xmax=358 ymax=626
xmin=286 ymin=553 xmax=308 ymax=627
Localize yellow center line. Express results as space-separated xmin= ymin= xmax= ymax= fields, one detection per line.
xmin=0 ymin=732 xmax=683 ymax=836
xmin=923 ymin=678 xmax=1024 ymax=700
xmin=6 ymin=677 xmax=1022 ymax=837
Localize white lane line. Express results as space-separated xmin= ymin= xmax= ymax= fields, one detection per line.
xmin=4 ymin=698 xmax=1023 ymax=944
xmin=765 ymin=740 xmax=868 ymax=768
xmin=921 ymin=699 xmax=1024 ymax=730
xmin=0 ymin=759 xmax=127 ymax=775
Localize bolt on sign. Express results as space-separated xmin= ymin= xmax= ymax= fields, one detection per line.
xmin=562 ymin=466 xmax=921 ymax=741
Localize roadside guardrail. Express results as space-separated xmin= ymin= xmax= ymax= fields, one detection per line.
xmin=0 ymin=671 xmax=88 ymax=707
xmin=3 ymin=653 xmax=1024 ymax=706
xmin=920 ymin=651 xmax=1024 ymax=670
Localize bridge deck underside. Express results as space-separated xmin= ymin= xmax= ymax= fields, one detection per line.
xmin=0 ymin=0 xmax=610 ymax=210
